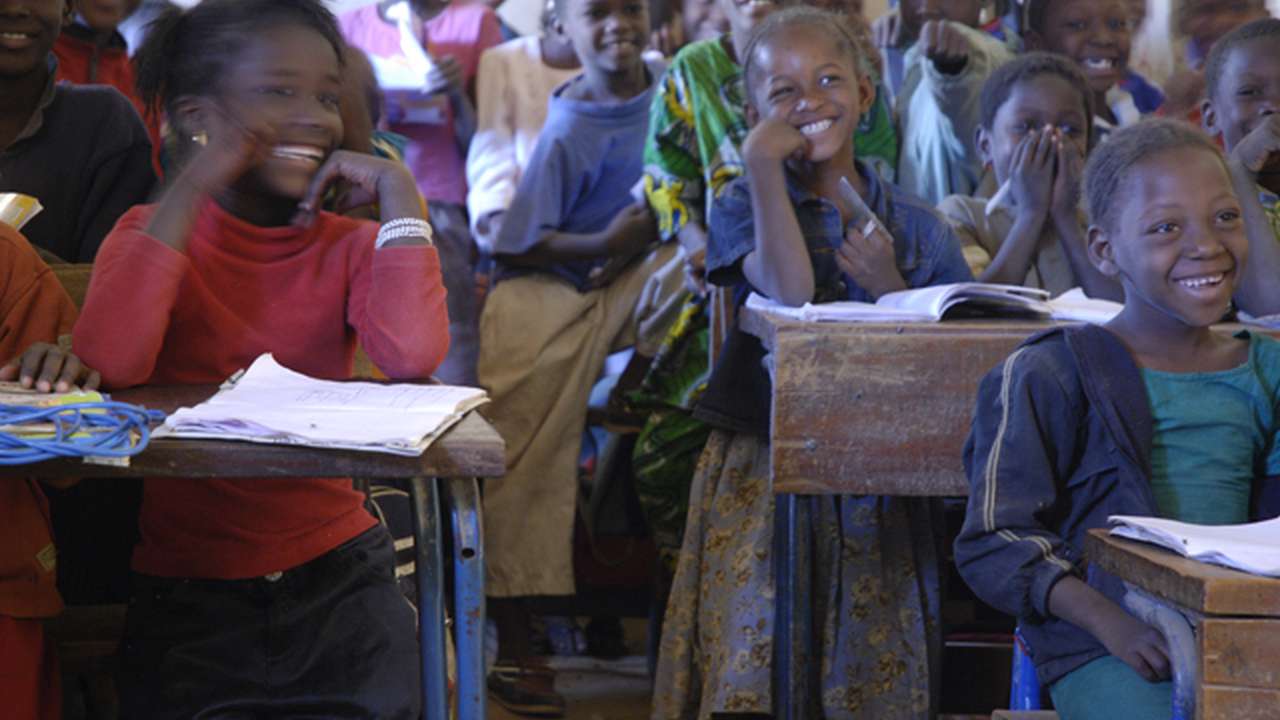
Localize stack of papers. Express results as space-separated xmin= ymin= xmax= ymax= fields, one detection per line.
xmin=1109 ymin=515 xmax=1280 ymax=577
xmin=156 ymin=354 xmax=488 ymax=456
xmin=746 ymin=284 xmax=1122 ymax=324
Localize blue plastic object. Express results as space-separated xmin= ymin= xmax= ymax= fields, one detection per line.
xmin=1010 ymin=627 xmax=1042 ymax=710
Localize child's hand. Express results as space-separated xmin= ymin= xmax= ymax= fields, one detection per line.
xmin=185 ymin=106 xmax=278 ymax=195
xmin=424 ymin=55 xmax=465 ymax=97
xmin=743 ymin=117 xmax=810 ymax=168
xmin=587 ymin=253 xmax=642 ymax=290
xmin=1049 ymin=132 xmax=1085 ymax=225
xmin=836 ymin=222 xmax=907 ymax=299
xmin=872 ymin=11 xmax=905 ymax=48
xmin=1009 ymin=128 xmax=1055 ymax=218
xmin=1230 ymin=114 xmax=1280 ymax=177
xmin=602 ymin=202 xmax=658 ymax=257
xmin=1097 ymin=609 xmax=1172 ymax=682
xmin=920 ymin=20 xmax=971 ymax=75
xmin=294 ymin=150 xmax=423 ymax=227
xmin=0 ymin=344 xmax=101 ymax=393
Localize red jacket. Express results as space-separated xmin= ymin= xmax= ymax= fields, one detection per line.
xmin=73 ymin=201 xmax=451 ymax=578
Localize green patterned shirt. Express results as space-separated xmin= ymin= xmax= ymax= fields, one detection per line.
xmin=1261 ymin=186 xmax=1280 ymax=240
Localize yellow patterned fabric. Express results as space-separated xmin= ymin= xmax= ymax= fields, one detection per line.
xmin=652 ymin=430 xmax=941 ymax=719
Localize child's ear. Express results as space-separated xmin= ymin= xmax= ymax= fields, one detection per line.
xmin=1022 ymin=29 xmax=1044 ymax=51
xmin=1201 ymin=98 xmax=1221 ymax=138
xmin=172 ymin=95 xmax=212 ymax=141
xmin=856 ymin=71 xmax=875 ymax=116
xmin=1087 ymin=225 xmax=1121 ymax=277
xmin=975 ymin=125 xmax=993 ymax=166
xmin=745 ymin=102 xmax=759 ymax=128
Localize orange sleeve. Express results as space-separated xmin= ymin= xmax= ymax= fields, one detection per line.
xmin=0 ymin=226 xmax=77 ymax=363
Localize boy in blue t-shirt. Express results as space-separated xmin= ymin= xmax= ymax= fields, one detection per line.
xmin=476 ymin=0 xmax=675 ymax=711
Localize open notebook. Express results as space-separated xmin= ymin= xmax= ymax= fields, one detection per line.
xmin=1108 ymin=515 xmax=1280 ymax=577
xmin=155 ymin=354 xmax=488 ymax=456
xmin=746 ymin=284 xmax=1122 ymax=324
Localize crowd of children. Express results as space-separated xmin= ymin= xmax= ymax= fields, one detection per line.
xmin=2 ymin=0 xmax=1280 ymax=717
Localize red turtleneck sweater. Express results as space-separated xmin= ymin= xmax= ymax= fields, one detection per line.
xmin=73 ymin=201 xmax=450 ymax=578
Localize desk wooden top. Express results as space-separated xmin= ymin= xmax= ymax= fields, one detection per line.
xmin=1085 ymin=529 xmax=1280 ymax=617
xmin=741 ymin=306 xmax=1056 ymax=496
xmin=0 ymin=385 xmax=506 ymax=480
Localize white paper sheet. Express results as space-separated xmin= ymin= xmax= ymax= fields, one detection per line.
xmin=1109 ymin=515 xmax=1280 ymax=577
xmin=155 ymin=354 xmax=488 ymax=456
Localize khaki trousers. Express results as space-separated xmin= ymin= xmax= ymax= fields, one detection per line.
xmin=478 ymin=244 xmax=677 ymax=597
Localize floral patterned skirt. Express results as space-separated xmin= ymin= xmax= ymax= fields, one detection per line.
xmin=651 ymin=429 xmax=942 ymax=719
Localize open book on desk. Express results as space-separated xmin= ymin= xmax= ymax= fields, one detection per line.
xmin=154 ymin=354 xmax=489 ymax=456
xmin=1109 ymin=515 xmax=1280 ymax=577
xmin=746 ymin=284 xmax=1122 ymax=324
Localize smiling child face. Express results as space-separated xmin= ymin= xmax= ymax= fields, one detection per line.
xmin=1205 ymin=36 xmax=1280 ymax=174
xmin=749 ymin=24 xmax=872 ymax=164
xmin=0 ymin=0 xmax=68 ymax=79
xmin=1097 ymin=147 xmax=1246 ymax=329
xmin=215 ymin=24 xmax=344 ymax=201
xmin=562 ymin=0 xmax=648 ymax=75
xmin=1038 ymin=0 xmax=1132 ymax=96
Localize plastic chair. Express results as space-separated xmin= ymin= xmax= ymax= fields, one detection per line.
xmin=1010 ymin=627 xmax=1042 ymax=710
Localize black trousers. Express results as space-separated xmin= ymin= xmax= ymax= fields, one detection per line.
xmin=117 ymin=526 xmax=421 ymax=719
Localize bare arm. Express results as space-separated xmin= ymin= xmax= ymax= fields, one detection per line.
xmin=1047 ymin=576 xmax=1171 ymax=682
xmin=979 ymin=212 xmax=1047 ymax=284
xmin=1051 ymin=137 xmax=1123 ymax=301
xmin=980 ymin=131 xmax=1053 ymax=287
xmin=739 ymin=120 xmax=815 ymax=307
xmin=498 ymin=203 xmax=656 ymax=268
xmin=1229 ymin=154 xmax=1280 ymax=316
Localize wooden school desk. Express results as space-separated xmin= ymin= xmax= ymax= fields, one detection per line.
xmin=1086 ymin=529 xmax=1280 ymax=720
xmin=738 ymin=306 xmax=1053 ymax=718
xmin=0 ymin=384 xmax=504 ymax=720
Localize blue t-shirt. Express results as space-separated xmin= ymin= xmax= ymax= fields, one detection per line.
xmin=491 ymin=62 xmax=662 ymax=291
xmin=694 ymin=161 xmax=973 ymax=434
xmin=1142 ymin=332 xmax=1280 ymax=525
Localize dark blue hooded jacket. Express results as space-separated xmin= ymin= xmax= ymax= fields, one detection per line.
xmin=956 ymin=323 xmax=1280 ymax=685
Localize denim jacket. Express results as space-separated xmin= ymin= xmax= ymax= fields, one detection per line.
xmin=954 ymin=324 xmax=1159 ymax=686
xmin=696 ymin=161 xmax=972 ymax=435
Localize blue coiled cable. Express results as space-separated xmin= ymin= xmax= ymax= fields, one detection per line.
xmin=0 ymin=401 xmax=167 ymax=465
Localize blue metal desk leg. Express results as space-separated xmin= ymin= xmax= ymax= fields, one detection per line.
xmin=410 ymin=476 xmax=449 ymax=720
xmin=775 ymin=493 xmax=812 ymax=720
xmin=446 ymin=477 xmax=486 ymax=720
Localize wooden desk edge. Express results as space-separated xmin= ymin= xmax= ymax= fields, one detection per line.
xmin=1084 ymin=528 xmax=1280 ymax=616
xmin=738 ymin=305 xmax=1066 ymax=352
xmin=0 ymin=412 xmax=507 ymax=480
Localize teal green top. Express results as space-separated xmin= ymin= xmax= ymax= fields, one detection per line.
xmin=1141 ymin=332 xmax=1280 ymax=525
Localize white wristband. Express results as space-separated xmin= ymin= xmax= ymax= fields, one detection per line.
xmin=376 ymin=218 xmax=434 ymax=248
